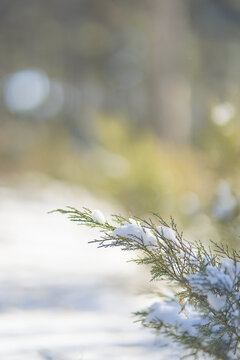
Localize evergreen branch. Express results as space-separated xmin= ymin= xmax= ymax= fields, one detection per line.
xmin=51 ymin=206 xmax=240 ymax=360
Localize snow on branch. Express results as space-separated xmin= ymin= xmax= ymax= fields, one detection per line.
xmin=51 ymin=206 xmax=240 ymax=360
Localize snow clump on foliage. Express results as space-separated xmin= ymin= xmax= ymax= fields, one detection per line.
xmin=91 ymin=209 xmax=106 ymax=224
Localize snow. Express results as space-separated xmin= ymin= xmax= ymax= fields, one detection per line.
xmin=145 ymin=299 xmax=239 ymax=354
xmin=111 ymin=219 xmax=178 ymax=251
xmin=157 ymin=226 xmax=177 ymax=242
xmin=112 ymin=220 xmax=143 ymax=244
xmin=0 ymin=180 xmax=181 ymax=360
xmin=112 ymin=218 xmax=145 ymax=244
xmin=187 ymin=254 xmax=240 ymax=341
xmin=145 ymin=301 xmax=207 ymax=337
xmin=187 ymin=263 xmax=235 ymax=295
xmin=142 ymin=228 xmax=158 ymax=249
xmin=91 ymin=209 xmax=106 ymax=224
xmin=207 ymin=292 xmax=226 ymax=311
xmin=112 ymin=219 xmax=159 ymax=249
xmin=3 ymin=179 xmax=239 ymax=359
xmin=221 ymin=258 xmax=240 ymax=278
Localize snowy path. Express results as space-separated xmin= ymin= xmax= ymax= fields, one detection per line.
xmin=0 ymin=179 xmax=178 ymax=359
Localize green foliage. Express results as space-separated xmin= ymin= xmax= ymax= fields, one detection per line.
xmin=53 ymin=206 xmax=240 ymax=360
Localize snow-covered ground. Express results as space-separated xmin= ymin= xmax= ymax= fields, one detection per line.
xmin=0 ymin=177 xmax=178 ymax=359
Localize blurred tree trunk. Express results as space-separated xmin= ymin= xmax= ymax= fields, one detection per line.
xmin=147 ymin=0 xmax=191 ymax=143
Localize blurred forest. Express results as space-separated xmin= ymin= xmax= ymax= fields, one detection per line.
xmin=2 ymin=0 xmax=240 ymax=245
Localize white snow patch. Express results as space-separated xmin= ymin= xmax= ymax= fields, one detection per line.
xmin=188 ymin=264 xmax=235 ymax=295
xmin=221 ymin=258 xmax=240 ymax=278
xmin=92 ymin=209 xmax=106 ymax=224
xmin=112 ymin=219 xmax=158 ymax=249
xmin=142 ymin=228 xmax=158 ymax=249
xmin=157 ymin=226 xmax=177 ymax=242
xmin=112 ymin=219 xmax=144 ymax=244
xmin=146 ymin=301 xmax=206 ymax=337
xmin=207 ymin=292 xmax=226 ymax=311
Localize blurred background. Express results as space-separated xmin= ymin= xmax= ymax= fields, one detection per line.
xmin=1 ymin=0 xmax=240 ymax=359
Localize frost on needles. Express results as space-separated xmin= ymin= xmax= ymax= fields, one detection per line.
xmin=51 ymin=206 xmax=240 ymax=360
